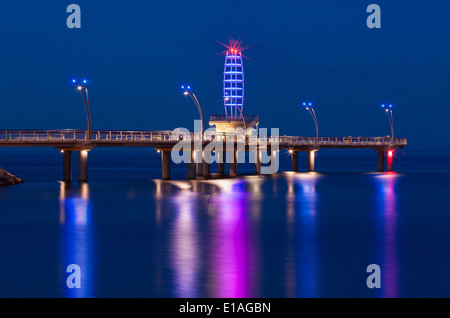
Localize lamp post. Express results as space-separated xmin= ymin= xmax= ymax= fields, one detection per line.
xmin=181 ymin=85 xmax=204 ymax=140
xmin=381 ymin=103 xmax=394 ymax=145
xmin=302 ymin=101 xmax=319 ymax=144
xmin=72 ymin=79 xmax=92 ymax=140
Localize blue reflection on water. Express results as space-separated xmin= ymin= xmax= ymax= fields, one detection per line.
xmin=59 ymin=182 xmax=93 ymax=298
xmin=170 ymin=189 xmax=200 ymax=298
xmin=285 ymin=172 xmax=321 ymax=298
xmin=372 ymin=173 xmax=400 ymax=298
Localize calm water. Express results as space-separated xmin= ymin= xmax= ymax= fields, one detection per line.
xmin=0 ymin=148 xmax=449 ymax=298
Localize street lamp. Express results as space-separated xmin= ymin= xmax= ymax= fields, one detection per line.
xmin=224 ymin=92 xmax=246 ymax=131
xmin=181 ymin=85 xmax=204 ymax=140
xmin=302 ymin=101 xmax=319 ymax=144
xmin=381 ymin=103 xmax=394 ymax=145
xmin=72 ymin=79 xmax=92 ymax=140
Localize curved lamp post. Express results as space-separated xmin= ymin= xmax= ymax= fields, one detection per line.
xmin=302 ymin=101 xmax=319 ymax=144
xmin=381 ymin=103 xmax=394 ymax=145
xmin=181 ymin=85 xmax=204 ymax=141
xmin=72 ymin=79 xmax=91 ymax=140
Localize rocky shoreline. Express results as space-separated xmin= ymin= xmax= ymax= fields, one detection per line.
xmin=0 ymin=167 xmax=23 ymax=186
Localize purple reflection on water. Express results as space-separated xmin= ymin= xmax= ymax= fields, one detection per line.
xmin=374 ymin=173 xmax=400 ymax=298
xmin=59 ymin=182 xmax=93 ymax=298
xmin=209 ymin=179 xmax=251 ymax=298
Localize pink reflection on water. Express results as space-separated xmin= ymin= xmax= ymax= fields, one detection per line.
xmin=374 ymin=173 xmax=400 ymax=298
xmin=209 ymin=179 xmax=251 ymax=298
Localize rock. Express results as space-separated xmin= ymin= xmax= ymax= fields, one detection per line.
xmin=0 ymin=167 xmax=24 ymax=186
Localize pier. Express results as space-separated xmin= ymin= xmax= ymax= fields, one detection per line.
xmin=0 ymin=129 xmax=407 ymax=181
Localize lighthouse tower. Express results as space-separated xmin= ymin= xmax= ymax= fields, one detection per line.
xmin=210 ymin=43 xmax=259 ymax=134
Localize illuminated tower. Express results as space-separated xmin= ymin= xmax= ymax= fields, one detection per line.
xmin=223 ymin=49 xmax=244 ymax=117
xmin=210 ymin=39 xmax=258 ymax=134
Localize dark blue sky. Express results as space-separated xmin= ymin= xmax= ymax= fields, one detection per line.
xmin=1 ymin=1 xmax=449 ymax=150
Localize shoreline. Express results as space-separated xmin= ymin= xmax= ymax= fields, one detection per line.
xmin=0 ymin=167 xmax=23 ymax=186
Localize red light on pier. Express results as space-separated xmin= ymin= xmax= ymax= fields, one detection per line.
xmin=388 ymin=150 xmax=393 ymax=158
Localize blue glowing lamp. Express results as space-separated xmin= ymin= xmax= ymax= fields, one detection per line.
xmin=302 ymin=101 xmax=313 ymax=109
xmin=181 ymin=84 xmax=192 ymax=92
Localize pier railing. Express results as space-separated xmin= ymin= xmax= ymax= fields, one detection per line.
xmin=0 ymin=129 xmax=407 ymax=147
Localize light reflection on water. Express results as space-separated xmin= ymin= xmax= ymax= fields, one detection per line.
xmin=155 ymin=174 xmax=324 ymax=298
xmin=59 ymin=182 xmax=93 ymax=298
xmin=3 ymin=149 xmax=450 ymax=297
xmin=285 ymin=172 xmax=321 ymax=297
xmin=170 ymin=189 xmax=200 ymax=298
xmin=373 ymin=173 xmax=400 ymax=298
xmin=209 ymin=180 xmax=252 ymax=298
xmin=51 ymin=172 xmax=405 ymax=297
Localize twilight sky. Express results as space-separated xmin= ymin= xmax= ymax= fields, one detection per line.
xmin=1 ymin=0 xmax=449 ymax=150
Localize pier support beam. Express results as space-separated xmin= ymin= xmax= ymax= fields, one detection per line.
xmin=162 ymin=150 xmax=171 ymax=180
xmin=78 ymin=150 xmax=88 ymax=182
xmin=187 ymin=150 xmax=196 ymax=179
xmin=202 ymin=150 xmax=210 ymax=179
xmin=307 ymin=150 xmax=315 ymax=172
xmin=230 ymin=147 xmax=238 ymax=177
xmin=291 ymin=151 xmax=299 ymax=172
xmin=196 ymin=151 xmax=202 ymax=177
xmin=217 ymin=150 xmax=225 ymax=177
xmin=254 ymin=150 xmax=261 ymax=175
xmin=62 ymin=150 xmax=72 ymax=182
xmin=378 ymin=151 xmax=385 ymax=172
xmin=386 ymin=150 xmax=394 ymax=172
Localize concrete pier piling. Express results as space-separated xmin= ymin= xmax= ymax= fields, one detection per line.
xmin=196 ymin=150 xmax=202 ymax=177
xmin=217 ymin=150 xmax=225 ymax=176
xmin=161 ymin=150 xmax=171 ymax=180
xmin=378 ymin=151 xmax=385 ymax=172
xmin=291 ymin=151 xmax=298 ymax=172
xmin=188 ymin=150 xmax=196 ymax=179
xmin=254 ymin=150 xmax=261 ymax=175
xmin=230 ymin=147 xmax=238 ymax=177
xmin=202 ymin=150 xmax=210 ymax=179
xmin=62 ymin=150 xmax=72 ymax=182
xmin=386 ymin=150 xmax=394 ymax=172
xmin=307 ymin=150 xmax=315 ymax=172
xmin=78 ymin=150 xmax=88 ymax=182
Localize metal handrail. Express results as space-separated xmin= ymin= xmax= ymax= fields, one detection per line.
xmin=0 ymin=129 xmax=407 ymax=147
xmin=210 ymin=115 xmax=259 ymax=122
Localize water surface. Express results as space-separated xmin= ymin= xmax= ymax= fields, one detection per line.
xmin=0 ymin=148 xmax=449 ymax=297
